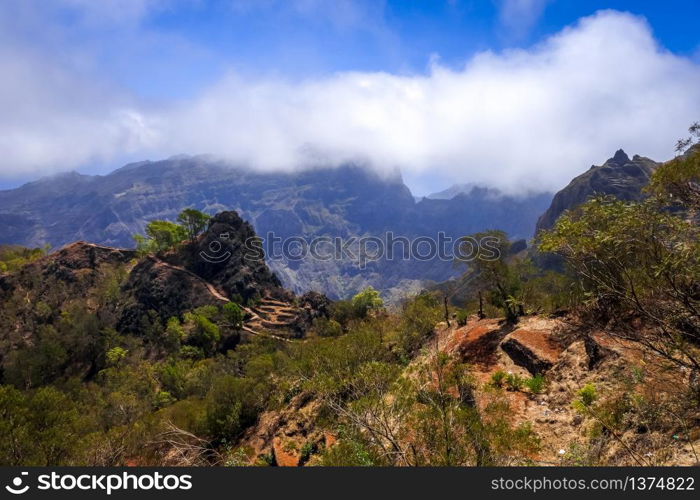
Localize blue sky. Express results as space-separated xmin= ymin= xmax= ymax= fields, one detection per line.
xmin=1 ymin=0 xmax=699 ymax=194
xmin=43 ymin=0 xmax=700 ymax=99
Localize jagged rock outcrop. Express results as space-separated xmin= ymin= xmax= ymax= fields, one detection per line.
xmin=118 ymin=211 xmax=291 ymax=333
xmin=186 ymin=211 xmax=289 ymax=303
xmin=535 ymin=149 xmax=658 ymax=234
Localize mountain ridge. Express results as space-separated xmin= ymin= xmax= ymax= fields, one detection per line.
xmin=0 ymin=158 xmax=552 ymax=298
xmin=535 ymin=149 xmax=658 ymax=234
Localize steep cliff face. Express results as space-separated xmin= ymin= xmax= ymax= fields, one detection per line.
xmin=535 ymin=150 xmax=658 ymax=234
xmin=185 ymin=211 xmax=287 ymax=300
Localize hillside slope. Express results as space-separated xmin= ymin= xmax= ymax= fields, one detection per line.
xmin=237 ymin=315 xmax=700 ymax=466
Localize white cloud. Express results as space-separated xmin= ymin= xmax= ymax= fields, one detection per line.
xmin=1 ymin=10 xmax=699 ymax=194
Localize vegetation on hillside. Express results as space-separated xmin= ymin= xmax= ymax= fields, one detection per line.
xmin=0 ymin=244 xmax=49 ymax=272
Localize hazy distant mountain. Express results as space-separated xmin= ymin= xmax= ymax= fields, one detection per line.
xmin=427 ymin=183 xmax=481 ymax=200
xmin=0 ymin=156 xmax=552 ymax=298
xmin=535 ymin=149 xmax=658 ymax=234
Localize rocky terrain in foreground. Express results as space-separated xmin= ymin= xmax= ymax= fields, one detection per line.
xmin=236 ymin=315 xmax=699 ymax=466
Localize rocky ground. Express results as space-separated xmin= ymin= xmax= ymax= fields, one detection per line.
xmin=238 ymin=315 xmax=700 ymax=466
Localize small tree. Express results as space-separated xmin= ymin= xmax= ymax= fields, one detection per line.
xmin=145 ymin=220 xmax=186 ymax=252
xmin=539 ymin=196 xmax=700 ymax=370
xmin=456 ymin=230 xmax=526 ymax=323
xmin=177 ymin=208 xmax=211 ymax=243
xmin=648 ymin=123 xmax=700 ymax=214
xmin=222 ymin=302 xmax=243 ymax=329
xmin=351 ymin=286 xmax=384 ymax=318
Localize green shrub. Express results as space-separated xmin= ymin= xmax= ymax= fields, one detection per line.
xmin=351 ymin=287 xmax=384 ymax=318
xmin=319 ymin=439 xmax=376 ymax=466
xmin=576 ymin=383 xmax=598 ymax=408
xmin=455 ymin=309 xmax=469 ymax=327
xmin=505 ymin=373 xmax=524 ymax=391
xmin=490 ymin=370 xmax=507 ymax=388
xmin=183 ymin=311 xmax=221 ymax=355
xmin=524 ymin=374 xmax=546 ymax=394
xmin=105 ymin=347 xmax=128 ymax=366
xmin=312 ymin=317 xmax=343 ymax=337
xmin=397 ymin=293 xmax=442 ymax=357
xmin=255 ymin=452 xmax=275 ymax=466
xmin=179 ymin=345 xmax=204 ymax=359
xmin=222 ymin=302 xmax=243 ymax=329
xmin=329 ymin=300 xmax=356 ymax=326
xmin=300 ymin=441 xmax=315 ymax=462
xmin=164 ymin=317 xmax=185 ymax=351
xmin=154 ymin=390 xmax=175 ymax=408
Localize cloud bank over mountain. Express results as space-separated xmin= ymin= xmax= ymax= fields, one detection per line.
xmin=1 ymin=6 xmax=699 ymax=194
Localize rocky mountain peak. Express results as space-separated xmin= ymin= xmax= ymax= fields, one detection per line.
xmin=535 ymin=149 xmax=658 ymax=234
xmin=188 ymin=210 xmax=287 ymax=301
xmin=609 ymin=148 xmax=630 ymax=165
xmin=118 ymin=209 xmax=290 ymax=333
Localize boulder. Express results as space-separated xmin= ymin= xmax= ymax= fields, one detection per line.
xmin=584 ymin=334 xmax=617 ymax=369
xmin=501 ymin=328 xmax=563 ymax=375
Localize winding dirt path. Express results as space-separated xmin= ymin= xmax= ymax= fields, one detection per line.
xmin=147 ymin=255 xmax=294 ymax=342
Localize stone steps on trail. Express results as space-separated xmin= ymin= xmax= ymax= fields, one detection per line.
xmin=258 ymin=299 xmax=291 ymax=307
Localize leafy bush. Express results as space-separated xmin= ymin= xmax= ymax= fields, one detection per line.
xmin=351 ymin=286 xmax=384 ymax=318
xmin=396 ymin=293 xmax=442 ymax=357
xmin=299 ymin=441 xmax=315 ymax=462
xmin=490 ymin=370 xmax=507 ymax=388
xmin=222 ymin=302 xmax=243 ymax=329
xmin=455 ymin=309 xmax=469 ymax=327
xmin=0 ymin=245 xmax=48 ymax=272
xmin=311 ymin=317 xmax=343 ymax=337
xmin=539 ymin=194 xmax=700 ymax=370
xmin=576 ymin=383 xmax=598 ymax=409
xmin=505 ymin=373 xmax=524 ymax=391
xmin=183 ymin=310 xmax=221 ymax=355
xmin=523 ymin=374 xmax=546 ymax=394
xmin=105 ymin=347 xmax=128 ymax=366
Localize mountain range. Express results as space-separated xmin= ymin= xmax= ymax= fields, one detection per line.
xmin=0 ymin=157 xmax=553 ymax=299
xmin=0 ymin=148 xmax=661 ymax=299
